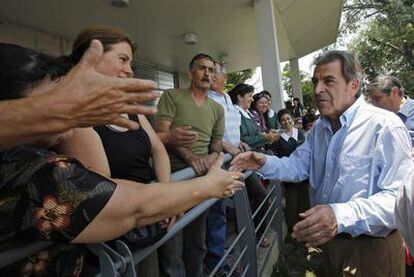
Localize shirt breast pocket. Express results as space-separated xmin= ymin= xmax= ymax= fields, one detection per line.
xmin=336 ymin=154 xmax=373 ymax=199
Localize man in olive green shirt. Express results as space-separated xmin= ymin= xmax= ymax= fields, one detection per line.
xmin=155 ymin=54 xmax=224 ymax=176
xmin=154 ymin=53 xmax=224 ymax=277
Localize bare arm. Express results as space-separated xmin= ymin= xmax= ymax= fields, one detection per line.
xmin=209 ymin=138 xmax=223 ymax=154
xmin=72 ymin=154 xmax=244 ymax=243
xmin=153 ymin=119 xmax=172 ymax=145
xmin=139 ymin=115 xmax=171 ymax=182
xmin=0 ymin=96 xmax=72 ymax=149
xmin=53 ymin=127 xmax=111 ymax=177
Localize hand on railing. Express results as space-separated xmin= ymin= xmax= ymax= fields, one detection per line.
xmin=159 ymin=215 xmax=178 ymax=231
xmin=238 ymin=141 xmax=250 ymax=153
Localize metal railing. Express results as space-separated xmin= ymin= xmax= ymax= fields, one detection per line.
xmin=0 ymin=154 xmax=285 ymax=277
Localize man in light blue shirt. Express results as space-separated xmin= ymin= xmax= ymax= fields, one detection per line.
xmin=401 ymin=97 xmax=414 ymax=131
xmin=230 ymin=50 xmax=413 ymax=275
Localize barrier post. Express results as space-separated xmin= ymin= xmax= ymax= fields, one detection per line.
xmin=233 ymin=187 xmax=257 ymax=277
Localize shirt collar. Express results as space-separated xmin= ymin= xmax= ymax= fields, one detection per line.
xmin=235 ymin=105 xmax=252 ymax=118
xmin=281 ymin=127 xmax=299 ymax=142
xmin=340 ymin=96 xmax=365 ymax=127
xmin=320 ymin=96 xmax=365 ymax=129
xmin=208 ymin=90 xmax=222 ymax=97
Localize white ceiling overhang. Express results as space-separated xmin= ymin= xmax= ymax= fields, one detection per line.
xmin=0 ymin=0 xmax=342 ymax=73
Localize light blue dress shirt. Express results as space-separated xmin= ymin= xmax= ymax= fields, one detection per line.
xmin=258 ymin=97 xmax=413 ymax=237
xmin=400 ymin=97 xmax=414 ymax=131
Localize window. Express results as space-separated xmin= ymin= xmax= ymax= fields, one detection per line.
xmin=133 ymin=60 xmax=177 ymax=91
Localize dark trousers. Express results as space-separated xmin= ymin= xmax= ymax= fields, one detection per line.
xmin=158 ymin=231 xmax=186 ymax=277
xmin=282 ymin=180 xmax=310 ymax=231
xmin=205 ymin=200 xmax=227 ymax=270
xmin=138 ymin=251 xmax=159 ymax=277
xmin=245 ymin=173 xmax=268 ymax=211
xmin=183 ymin=210 xmax=208 ymax=277
xmin=171 ymin=161 xmax=209 ymax=277
xmin=245 ymin=173 xmax=270 ymax=240
xmin=321 ymin=230 xmax=404 ymax=277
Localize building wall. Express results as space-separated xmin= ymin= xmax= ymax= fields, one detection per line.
xmin=0 ymin=21 xmax=179 ymax=91
xmin=0 ymin=21 xmax=72 ymax=55
xmin=177 ymin=72 xmax=190 ymax=89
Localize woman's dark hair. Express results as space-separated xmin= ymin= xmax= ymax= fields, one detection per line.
xmin=276 ymin=108 xmax=293 ymax=123
xmin=228 ymin=83 xmax=254 ymax=105
xmin=256 ymin=90 xmax=271 ymax=100
xmin=302 ymin=114 xmax=318 ymax=130
xmin=251 ymin=91 xmax=271 ymax=126
xmin=0 ymin=43 xmax=72 ymax=101
xmin=252 ymin=91 xmax=271 ymax=111
xmin=70 ymin=25 xmax=136 ymax=65
xmin=285 ymin=100 xmax=293 ymax=109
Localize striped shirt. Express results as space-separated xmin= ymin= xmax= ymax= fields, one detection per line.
xmin=208 ymin=90 xmax=241 ymax=146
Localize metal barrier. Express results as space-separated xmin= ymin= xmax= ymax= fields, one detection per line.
xmin=0 ymin=154 xmax=285 ymax=277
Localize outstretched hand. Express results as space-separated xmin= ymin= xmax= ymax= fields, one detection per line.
xmin=206 ymin=152 xmax=245 ymax=198
xmin=229 ymin=151 xmax=267 ymax=172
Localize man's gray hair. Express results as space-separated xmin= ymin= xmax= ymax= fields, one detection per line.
xmin=366 ymin=75 xmax=404 ymax=97
xmin=313 ymin=50 xmax=363 ymax=97
xmin=213 ymin=60 xmax=227 ymax=74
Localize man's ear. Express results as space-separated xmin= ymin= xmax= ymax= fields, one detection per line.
xmin=187 ymin=70 xmax=192 ymax=81
xmin=350 ymin=78 xmax=361 ymax=97
xmin=391 ymin=87 xmax=399 ymax=97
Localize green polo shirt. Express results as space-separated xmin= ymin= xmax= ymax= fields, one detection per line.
xmin=156 ymin=89 xmax=224 ymax=156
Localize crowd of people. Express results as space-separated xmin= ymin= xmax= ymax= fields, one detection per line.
xmin=1 ymin=24 xmax=414 ymax=277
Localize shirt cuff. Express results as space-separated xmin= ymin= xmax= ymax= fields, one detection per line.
xmin=257 ymin=155 xmax=278 ymax=179
xmin=329 ymin=202 xmax=355 ymax=234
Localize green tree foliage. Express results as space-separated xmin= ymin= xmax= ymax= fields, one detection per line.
xmin=225 ymin=69 xmax=254 ymax=92
xmin=302 ymin=80 xmax=316 ymax=109
xmin=342 ymin=0 xmax=414 ymax=95
xmin=282 ymin=63 xmax=294 ymax=98
xmin=281 ymin=63 xmax=316 ymax=109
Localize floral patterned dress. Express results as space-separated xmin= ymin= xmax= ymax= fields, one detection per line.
xmin=0 ymin=146 xmax=117 ymax=276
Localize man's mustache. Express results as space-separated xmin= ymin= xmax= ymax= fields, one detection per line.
xmin=316 ymin=94 xmax=330 ymax=101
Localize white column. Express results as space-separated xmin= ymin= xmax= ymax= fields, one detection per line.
xmin=290 ymin=58 xmax=303 ymax=103
xmin=254 ymin=0 xmax=284 ymax=111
